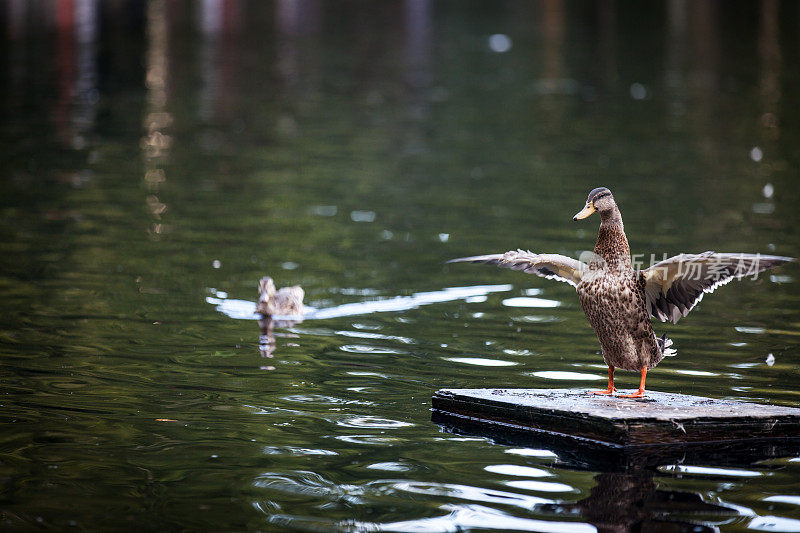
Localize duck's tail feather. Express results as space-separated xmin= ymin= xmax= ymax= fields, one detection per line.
xmin=658 ymin=333 xmax=677 ymax=357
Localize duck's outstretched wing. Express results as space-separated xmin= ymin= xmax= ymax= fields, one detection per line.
xmin=447 ymin=249 xmax=587 ymax=288
xmin=640 ymin=251 xmax=793 ymax=324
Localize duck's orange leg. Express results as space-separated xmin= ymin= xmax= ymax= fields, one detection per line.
xmin=588 ymin=366 xmax=616 ymax=395
xmin=618 ymin=367 xmax=647 ymax=398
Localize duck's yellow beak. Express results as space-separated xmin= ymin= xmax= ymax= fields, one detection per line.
xmin=573 ymin=202 xmax=596 ymax=221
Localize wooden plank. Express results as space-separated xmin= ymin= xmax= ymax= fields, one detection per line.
xmin=432 ymin=410 xmax=800 ymax=472
xmin=431 ymin=388 xmax=800 ymax=448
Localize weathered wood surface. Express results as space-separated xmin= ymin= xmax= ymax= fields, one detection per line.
xmin=432 ymin=388 xmax=800 ymax=448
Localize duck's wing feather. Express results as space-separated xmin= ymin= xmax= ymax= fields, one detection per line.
xmin=447 ymin=249 xmax=586 ymax=288
xmin=640 ymin=251 xmax=793 ymax=324
xmin=272 ymin=286 xmax=305 ymax=315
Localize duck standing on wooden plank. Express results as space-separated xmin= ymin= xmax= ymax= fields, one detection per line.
xmin=447 ymin=187 xmax=793 ymax=398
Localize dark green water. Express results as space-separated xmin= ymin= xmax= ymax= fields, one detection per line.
xmin=2 ymin=1 xmax=800 ymax=530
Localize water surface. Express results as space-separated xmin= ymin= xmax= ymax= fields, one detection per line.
xmin=1 ymin=1 xmax=800 ymax=530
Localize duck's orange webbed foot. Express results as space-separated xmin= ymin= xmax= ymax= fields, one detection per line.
xmin=587 ymin=366 xmax=616 ymax=395
xmin=618 ymin=367 xmax=647 ymax=399
xmin=588 ymin=387 xmax=616 ymax=395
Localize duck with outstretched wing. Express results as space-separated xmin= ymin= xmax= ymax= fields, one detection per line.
xmin=448 ymin=187 xmax=793 ymax=398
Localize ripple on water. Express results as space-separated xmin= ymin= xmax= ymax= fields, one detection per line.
xmin=444 ymin=357 xmax=518 ymax=367
xmin=339 ymin=344 xmax=407 ymax=355
xmin=391 ymin=481 xmax=553 ymax=508
xmin=365 ymin=462 xmax=414 ymax=472
xmin=306 ymin=284 xmax=513 ymax=320
xmin=253 ymin=471 xmax=365 ymax=503
xmin=351 ymin=321 xmax=382 ymax=330
xmin=502 ymin=349 xmax=535 ymax=356
xmin=281 ymin=394 xmax=374 ymax=406
xmin=286 ymin=326 xmax=336 ymax=336
xmin=346 ymin=371 xmax=389 ymax=378
xmin=351 ymin=503 xmax=596 ymax=532
xmin=334 ymin=435 xmax=405 ymax=446
xmin=336 ymin=330 xmax=415 ymax=344
xmin=512 ymin=315 xmax=565 ymax=323
xmin=336 ymin=416 xmax=414 ymax=429
xmin=244 ymin=405 xmax=309 ymax=416
xmin=345 ymin=386 xmax=374 ymax=393
xmin=261 ymin=446 xmax=338 ymax=456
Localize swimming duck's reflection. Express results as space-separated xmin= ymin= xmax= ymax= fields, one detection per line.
xmin=257 ymin=317 xmax=302 ymax=359
xmin=258 ymin=318 xmax=275 ymax=359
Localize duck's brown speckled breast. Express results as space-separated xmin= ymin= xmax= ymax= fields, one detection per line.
xmin=577 ymin=270 xmax=663 ymax=371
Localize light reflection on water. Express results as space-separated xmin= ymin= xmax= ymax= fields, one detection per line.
xmin=657 ymin=465 xmax=764 ymax=478
xmin=505 ymin=480 xmax=576 ymax=493
xmin=529 ymin=371 xmax=606 ymax=381
xmin=444 ymin=357 xmax=519 ymax=366
xmin=505 ymin=448 xmax=559 ymax=459
xmin=502 ymin=297 xmax=562 ymax=308
xmin=1 ymin=0 xmax=800 ymax=531
xmin=484 ymin=464 xmax=553 ymax=478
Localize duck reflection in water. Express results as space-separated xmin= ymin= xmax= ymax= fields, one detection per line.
xmin=432 ymin=417 xmax=781 ymax=533
xmin=537 ymin=470 xmax=737 ymax=532
xmin=256 ymin=276 xmax=304 ymax=358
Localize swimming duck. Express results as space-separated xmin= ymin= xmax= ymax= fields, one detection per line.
xmin=256 ymin=276 xmax=305 ymax=318
xmin=256 ymin=277 xmax=304 ymax=358
xmin=448 ymin=187 xmax=793 ymax=398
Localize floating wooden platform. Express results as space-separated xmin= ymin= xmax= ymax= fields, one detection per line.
xmin=432 ymin=388 xmax=800 ymax=452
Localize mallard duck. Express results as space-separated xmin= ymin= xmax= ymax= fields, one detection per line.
xmin=448 ymin=187 xmax=793 ymax=398
xmin=256 ymin=277 xmax=304 ymax=359
xmin=256 ymin=276 xmax=304 ymax=317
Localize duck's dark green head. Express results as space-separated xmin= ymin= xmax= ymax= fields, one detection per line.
xmin=573 ymin=187 xmax=613 ymax=221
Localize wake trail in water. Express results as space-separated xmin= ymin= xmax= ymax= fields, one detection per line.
xmin=207 ymin=284 xmax=513 ymax=321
